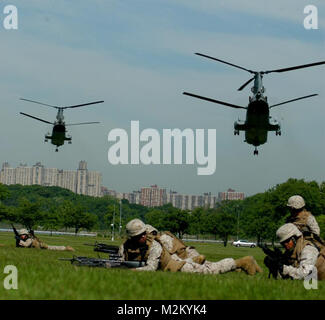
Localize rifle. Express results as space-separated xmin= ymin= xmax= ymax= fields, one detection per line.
xmin=11 ymin=224 xmax=20 ymax=247
xmin=28 ymin=228 xmax=35 ymax=237
xmin=259 ymin=243 xmax=289 ymax=279
xmin=59 ymin=256 xmax=146 ymax=269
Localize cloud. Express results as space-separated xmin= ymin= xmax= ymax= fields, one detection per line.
xmin=164 ymin=0 xmax=325 ymax=26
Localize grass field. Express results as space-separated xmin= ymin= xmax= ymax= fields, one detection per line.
xmin=0 ymin=232 xmax=324 ymax=300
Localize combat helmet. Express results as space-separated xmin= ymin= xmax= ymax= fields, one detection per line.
xmin=287 ymin=195 xmax=305 ymax=210
xmin=18 ymin=229 xmax=29 ymax=236
xmin=276 ymin=223 xmax=302 ymax=243
xmin=146 ymin=224 xmax=158 ymax=235
xmin=126 ymin=219 xmax=146 ymax=238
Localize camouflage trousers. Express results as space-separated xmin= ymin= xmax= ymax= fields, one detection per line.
xmin=180 ymin=258 xmax=236 ymax=275
xmin=47 ymin=245 xmax=68 ymax=251
xmin=185 ymin=247 xmax=201 ymax=260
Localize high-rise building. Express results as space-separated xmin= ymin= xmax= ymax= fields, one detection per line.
xmin=57 ymin=170 xmax=77 ymax=192
xmin=76 ymin=161 xmax=88 ymax=195
xmin=0 ymin=161 xmax=102 ymax=197
xmin=43 ymin=168 xmax=59 ymax=187
xmin=165 ymin=191 xmax=217 ymax=210
xmin=87 ymin=171 xmax=102 ymax=197
xmin=218 ymin=188 xmax=245 ymax=202
xmin=0 ymin=162 xmax=15 ymax=185
xmin=140 ymin=185 xmax=166 ymax=207
xmin=15 ymin=164 xmax=33 ymax=186
xmin=32 ymin=162 xmax=44 ymax=185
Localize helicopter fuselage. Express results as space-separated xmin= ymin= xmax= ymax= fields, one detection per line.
xmin=233 ymin=73 xmax=280 ymax=147
xmin=234 ymin=97 xmax=280 ymax=147
xmin=45 ymin=122 xmax=71 ymax=148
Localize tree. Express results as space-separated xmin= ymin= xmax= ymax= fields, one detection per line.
xmin=187 ymin=207 xmax=208 ymax=239
xmin=42 ymin=208 xmax=62 ymax=235
xmin=214 ymin=211 xmax=236 ymax=246
xmin=60 ymin=201 xmax=98 ymax=234
xmin=268 ymin=179 xmax=325 ymax=218
xmin=0 ymin=184 xmax=10 ymax=221
xmin=166 ymin=209 xmax=189 ymax=238
xmin=145 ymin=205 xmax=189 ymax=238
xmin=14 ymin=197 xmax=44 ymax=230
xmin=0 ymin=183 xmax=9 ymax=201
xmin=316 ymin=215 xmax=325 ymax=240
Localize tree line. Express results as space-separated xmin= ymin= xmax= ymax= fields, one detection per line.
xmin=0 ymin=178 xmax=324 ymax=243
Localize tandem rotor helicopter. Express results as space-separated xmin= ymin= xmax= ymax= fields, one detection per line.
xmin=20 ymin=98 xmax=104 ymax=152
xmin=183 ymin=53 xmax=325 ymax=155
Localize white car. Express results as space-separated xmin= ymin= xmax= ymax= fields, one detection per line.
xmin=232 ymin=239 xmax=256 ymax=248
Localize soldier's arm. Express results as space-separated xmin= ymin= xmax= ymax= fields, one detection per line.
xmin=307 ymin=215 xmax=320 ymax=236
xmin=118 ymin=244 xmax=125 ymax=261
xmin=18 ymin=238 xmax=33 ymax=248
xmin=158 ymin=233 xmax=174 ymax=253
xmin=282 ymin=245 xmax=319 ymax=280
xmin=134 ymin=241 xmax=162 ymax=272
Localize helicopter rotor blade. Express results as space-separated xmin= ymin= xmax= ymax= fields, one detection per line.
xmin=195 ymin=53 xmax=255 ymax=74
xmin=183 ymin=92 xmax=246 ymax=109
xmin=20 ymin=98 xmax=58 ymax=109
xmin=20 ymin=112 xmax=54 ymax=124
xmin=63 ymin=101 xmax=104 ymax=109
xmin=238 ymin=76 xmax=255 ymax=91
xmin=269 ymin=94 xmax=318 ymax=109
xmin=66 ymin=122 xmax=100 ymax=126
xmin=264 ymin=61 xmax=325 ymax=74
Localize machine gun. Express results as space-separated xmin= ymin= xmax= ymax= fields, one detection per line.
xmin=11 ymin=224 xmax=20 ymax=247
xmin=60 ymin=241 xmax=147 ymax=269
xmin=84 ymin=242 xmax=119 ymax=254
xmin=259 ymin=243 xmax=289 ymax=279
xmin=59 ymin=256 xmax=146 ymax=269
xmin=84 ymin=242 xmax=122 ymax=261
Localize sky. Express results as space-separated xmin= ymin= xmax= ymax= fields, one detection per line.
xmin=0 ymin=0 xmax=324 ymax=197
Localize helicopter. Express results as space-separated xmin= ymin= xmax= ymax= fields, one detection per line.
xmin=183 ymin=53 xmax=325 ymax=155
xmin=19 ymin=98 xmax=104 ymax=152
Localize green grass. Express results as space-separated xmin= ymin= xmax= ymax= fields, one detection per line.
xmin=0 ymin=232 xmax=324 ymax=300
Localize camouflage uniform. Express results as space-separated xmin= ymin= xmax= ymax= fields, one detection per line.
xmin=285 ymin=195 xmax=320 ymax=236
xmin=286 ymin=209 xmax=320 ymax=236
xmin=122 ymin=219 xmax=261 ymax=275
xmin=159 ymin=233 xmax=236 ymax=274
xmin=145 ymin=224 xmax=205 ymax=264
xmin=119 ymin=240 xmax=162 ymax=271
xmin=119 ymin=236 xmax=252 ymax=275
xmin=282 ymin=244 xmax=319 ymax=280
xmin=276 ymin=223 xmax=325 ymax=280
xmin=18 ymin=229 xmax=74 ymax=251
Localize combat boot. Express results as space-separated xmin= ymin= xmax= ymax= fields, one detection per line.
xmin=65 ymin=246 xmax=75 ymax=252
xmin=235 ymin=256 xmax=262 ymax=275
xmin=192 ymin=255 xmax=206 ymax=265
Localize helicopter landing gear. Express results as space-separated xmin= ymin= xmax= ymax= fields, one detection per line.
xmin=55 ymin=148 xmax=58 ymax=152
xmin=253 ymin=148 xmax=258 ymax=155
xmin=44 ymin=139 xmax=48 ymax=142
xmin=234 ymin=130 xmax=239 ymax=135
xmin=68 ymin=140 xmax=72 ymax=144
xmin=276 ymin=130 xmax=281 ymax=136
